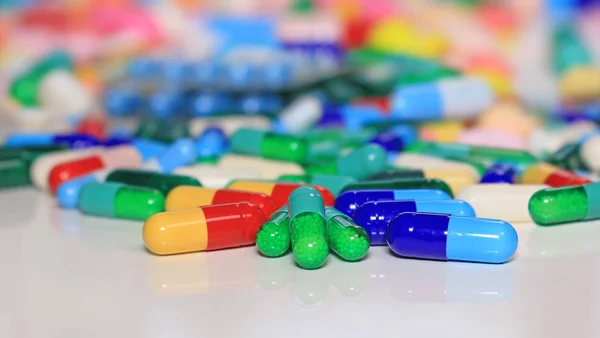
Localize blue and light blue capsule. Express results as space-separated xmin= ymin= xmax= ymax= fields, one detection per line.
xmin=57 ymin=171 xmax=106 ymax=209
xmin=353 ymin=200 xmax=476 ymax=245
xmin=368 ymin=125 xmax=417 ymax=151
xmin=481 ymin=163 xmax=517 ymax=184
xmin=142 ymin=138 xmax=196 ymax=173
xmin=195 ymin=127 xmax=228 ymax=158
xmin=4 ymin=133 xmax=100 ymax=148
xmin=387 ymin=212 xmax=518 ymax=264
xmin=334 ymin=189 xmax=452 ymax=216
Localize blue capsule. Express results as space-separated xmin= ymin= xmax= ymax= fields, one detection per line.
xmin=149 ymin=90 xmax=186 ymax=119
xmin=226 ymin=63 xmax=260 ymax=90
xmin=387 ymin=212 xmax=518 ymax=264
xmin=480 ymin=163 xmax=517 ymax=184
xmin=127 ymin=57 xmax=161 ymax=79
xmin=334 ymin=189 xmax=452 ymax=216
xmin=368 ymin=125 xmax=417 ymax=151
xmin=316 ymin=104 xmax=345 ymax=127
xmin=130 ymin=138 xmax=169 ymax=161
xmin=192 ymin=61 xmax=223 ymax=87
xmin=238 ymin=94 xmax=283 ymax=115
xmin=195 ymin=127 xmax=228 ymax=158
xmin=341 ymin=104 xmax=385 ymax=131
xmin=103 ymin=136 xmax=132 ymax=147
xmin=353 ymin=200 xmax=476 ymax=245
xmin=4 ymin=133 xmax=100 ymax=148
xmin=142 ymin=138 xmax=196 ymax=173
xmin=103 ymin=88 xmax=144 ymax=117
xmin=57 ymin=172 xmax=106 ymax=209
xmin=190 ymin=93 xmax=233 ymax=117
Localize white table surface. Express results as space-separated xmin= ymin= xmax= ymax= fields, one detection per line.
xmin=1 ymin=185 xmax=599 ymax=338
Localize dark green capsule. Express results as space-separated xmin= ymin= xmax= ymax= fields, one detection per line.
xmin=340 ymin=177 xmax=454 ymax=197
xmin=105 ymin=169 xmax=202 ymax=196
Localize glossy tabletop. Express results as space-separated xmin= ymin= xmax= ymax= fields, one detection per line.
xmin=1 ymin=186 xmax=599 ymax=338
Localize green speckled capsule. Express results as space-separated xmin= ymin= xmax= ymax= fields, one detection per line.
xmin=325 ymin=207 xmax=369 ymax=261
xmin=340 ymin=177 xmax=454 ymax=197
xmin=288 ymin=186 xmax=329 ymax=269
xmin=256 ymin=207 xmax=291 ymax=257
xmin=529 ymin=182 xmax=600 ymax=225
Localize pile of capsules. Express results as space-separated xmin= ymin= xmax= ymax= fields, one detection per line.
xmin=1 ymin=0 xmax=600 ymax=269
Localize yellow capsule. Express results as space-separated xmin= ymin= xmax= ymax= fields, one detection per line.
xmin=166 ymin=186 xmax=217 ymax=211
xmin=559 ymin=66 xmax=600 ymax=103
xmin=419 ymin=121 xmax=464 ymax=142
xmin=423 ymin=168 xmax=479 ymax=195
xmin=144 ymin=208 xmax=209 ymax=255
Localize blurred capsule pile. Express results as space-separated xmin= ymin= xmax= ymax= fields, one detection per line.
xmin=1 ymin=0 xmax=599 ymax=269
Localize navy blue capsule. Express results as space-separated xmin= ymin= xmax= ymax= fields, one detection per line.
xmin=317 ymin=104 xmax=344 ymax=127
xmin=387 ymin=212 xmax=518 ymax=264
xmin=190 ymin=93 xmax=233 ymax=117
xmin=334 ymin=189 xmax=452 ymax=216
xmin=480 ymin=163 xmax=517 ymax=184
xmin=353 ymin=200 xmax=476 ymax=245
xmin=368 ymin=125 xmax=417 ymax=151
xmin=4 ymin=133 xmax=100 ymax=148
xmin=103 ymin=136 xmax=133 ymax=147
xmin=196 ymin=127 xmax=228 ymax=158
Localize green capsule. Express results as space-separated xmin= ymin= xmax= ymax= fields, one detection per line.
xmin=547 ymin=142 xmax=587 ymax=171
xmin=408 ymin=141 xmax=537 ymax=171
xmin=256 ymin=207 xmax=291 ymax=257
xmin=278 ymin=174 xmax=356 ymax=196
xmin=288 ymin=186 xmax=329 ymax=269
xmin=230 ymin=128 xmax=308 ymax=163
xmin=322 ymin=77 xmax=366 ymax=103
xmin=105 ymin=169 xmax=202 ymax=196
xmin=78 ymin=182 xmax=165 ymax=220
xmin=340 ymin=177 xmax=454 ymax=197
xmin=0 ymin=146 xmax=66 ymax=188
xmin=529 ymin=182 xmax=600 ymax=225
xmin=135 ymin=117 xmax=190 ymax=143
xmin=325 ymin=207 xmax=369 ymax=261
xmin=552 ymin=23 xmax=592 ymax=74
xmin=195 ymin=156 xmax=220 ymax=165
xmin=303 ymin=144 xmax=387 ymax=180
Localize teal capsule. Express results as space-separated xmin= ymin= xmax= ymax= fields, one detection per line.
xmin=303 ymin=144 xmax=387 ymax=180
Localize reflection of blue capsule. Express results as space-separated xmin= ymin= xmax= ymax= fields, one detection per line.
xmin=480 ymin=163 xmax=517 ymax=184
xmin=387 ymin=212 xmax=518 ymax=263
xmin=238 ymin=94 xmax=283 ymax=115
xmin=104 ymin=88 xmax=144 ymax=117
xmin=369 ymin=125 xmax=417 ymax=151
xmin=353 ymin=200 xmax=476 ymax=245
xmin=4 ymin=133 xmax=100 ymax=148
xmin=190 ymin=93 xmax=233 ymax=117
xmin=195 ymin=127 xmax=228 ymax=158
xmin=334 ymin=189 xmax=452 ymax=216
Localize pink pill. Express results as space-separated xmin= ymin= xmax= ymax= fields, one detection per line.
xmin=458 ymin=128 xmax=528 ymax=150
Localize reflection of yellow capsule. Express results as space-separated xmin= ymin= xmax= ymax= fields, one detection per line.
xmin=422 ymin=168 xmax=478 ymax=195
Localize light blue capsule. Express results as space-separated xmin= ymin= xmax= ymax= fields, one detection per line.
xmin=143 ymin=138 xmax=196 ymax=173
xmin=393 ymin=189 xmax=452 ymax=201
xmin=57 ymin=174 xmax=102 ymax=209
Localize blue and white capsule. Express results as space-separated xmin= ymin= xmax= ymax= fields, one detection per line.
xmin=353 ymin=200 xmax=476 ymax=245
xmin=4 ymin=133 xmax=100 ymax=148
xmin=387 ymin=212 xmax=518 ymax=264
xmin=334 ymin=189 xmax=452 ymax=216
xmin=391 ymin=77 xmax=494 ymax=121
xmin=271 ymin=95 xmax=323 ymax=134
xmin=142 ymin=138 xmax=196 ymax=173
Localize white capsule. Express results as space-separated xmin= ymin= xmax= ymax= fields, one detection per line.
xmin=189 ymin=116 xmax=270 ymax=137
xmin=457 ymin=184 xmax=548 ymax=222
xmin=271 ymin=95 xmax=322 ymax=134
xmin=174 ymin=165 xmax=261 ymax=188
xmin=39 ymin=70 xmax=94 ymax=117
xmin=30 ymin=147 xmax=103 ymax=191
xmin=580 ymin=134 xmax=600 ymax=174
xmin=216 ymin=154 xmax=304 ymax=179
xmin=528 ymin=121 xmax=597 ymax=157
xmin=389 ymin=153 xmax=481 ymax=180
